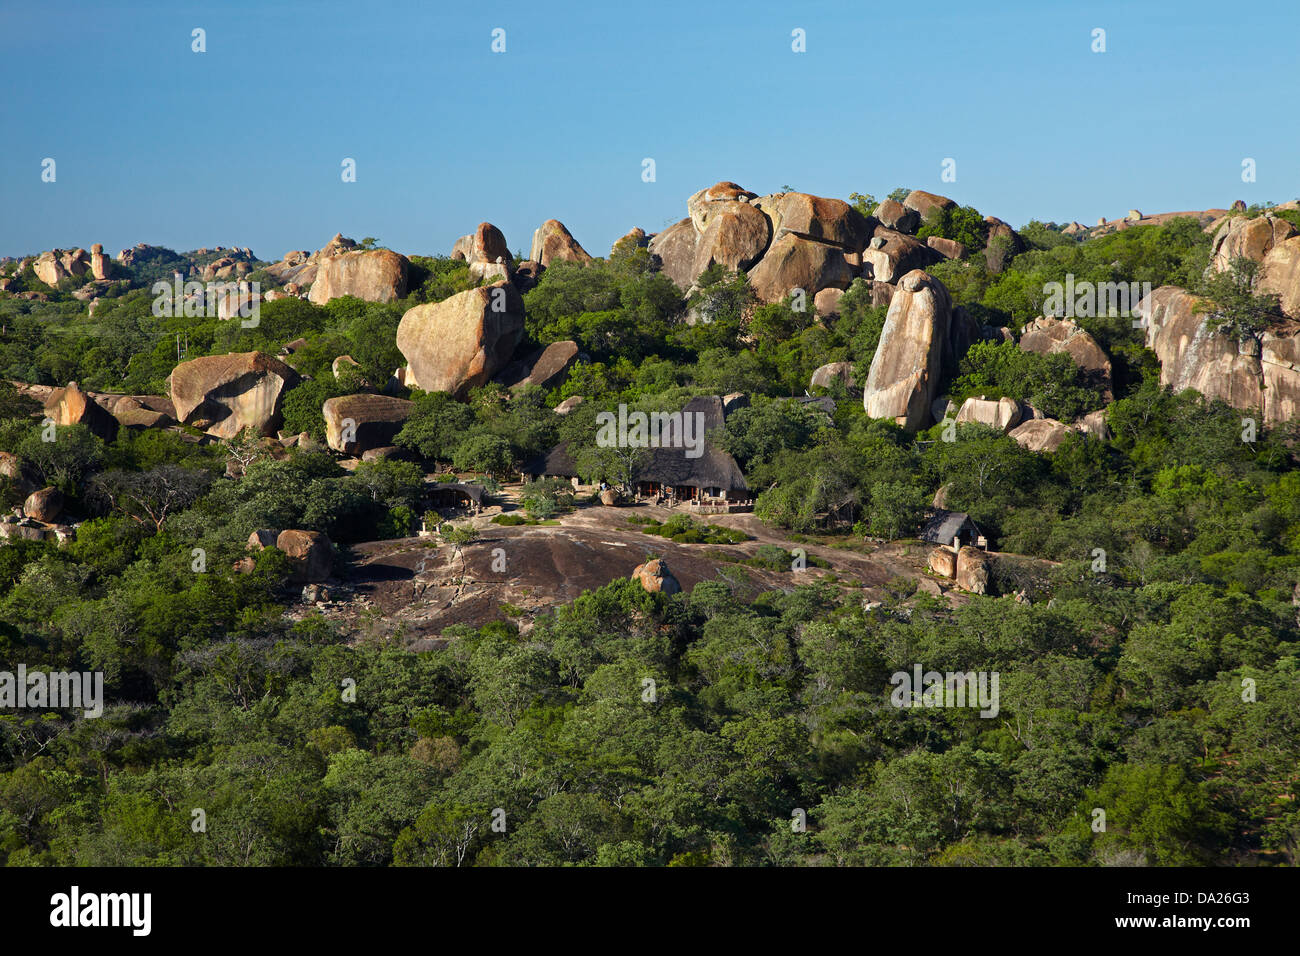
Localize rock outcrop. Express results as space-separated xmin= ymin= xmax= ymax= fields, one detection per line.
xmin=928 ymin=546 xmax=957 ymax=578
xmin=322 ymin=394 xmax=414 ymax=455
xmin=862 ymin=270 xmax=953 ymax=430
xmin=23 ymin=487 xmax=64 ymax=523
xmin=308 ymin=249 xmax=409 ymax=304
xmin=1260 ymin=236 xmax=1300 ymax=319
xmin=692 ymin=201 xmax=771 ymax=276
xmin=493 ymin=340 xmax=580 ymax=392
xmin=43 ymin=382 xmax=119 ymax=441
xmin=861 ymin=227 xmax=940 ymax=283
xmin=631 ymin=558 xmax=681 ymax=595
xmin=169 ymin=351 xmax=300 ymax=439
xmin=1008 ymin=417 xmax=1072 ymax=453
xmin=530 ymin=220 xmax=592 ymax=267
xmin=810 ymin=362 xmax=856 ymax=390
xmin=746 ymin=233 xmax=854 ymax=302
xmin=396 ymin=281 xmax=525 ymax=397
xmin=955 ymin=546 xmax=990 ymax=594
xmin=1209 ymin=214 xmax=1297 ymax=274
xmin=902 ymin=190 xmax=956 ymax=222
xmin=647 ymin=218 xmax=698 ymax=289
xmin=1019 ymin=316 xmax=1114 ymax=400
xmin=277 ymin=530 xmax=334 ymax=583
xmin=955 ymin=396 xmax=1022 ymax=433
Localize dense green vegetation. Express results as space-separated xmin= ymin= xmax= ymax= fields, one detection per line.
xmin=2 ymin=210 xmax=1298 ymax=867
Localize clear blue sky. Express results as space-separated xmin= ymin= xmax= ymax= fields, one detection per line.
xmin=1 ymin=0 xmax=1296 ymax=262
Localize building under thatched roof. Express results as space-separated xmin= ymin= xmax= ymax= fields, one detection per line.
xmin=521 ymin=442 xmax=580 ymax=481
xmin=424 ymin=482 xmax=485 ymax=512
xmin=919 ymin=509 xmax=981 ymax=547
xmin=632 ymin=444 xmax=748 ymax=499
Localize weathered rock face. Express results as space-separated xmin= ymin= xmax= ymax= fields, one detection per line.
xmin=687 ymin=181 xmax=759 ymax=234
xmin=308 ymin=249 xmax=409 ymax=304
xmin=396 ymin=281 xmax=525 ymax=397
xmin=530 ymin=219 xmax=592 ymax=266
xmin=814 ymin=287 xmax=845 ymax=316
xmin=1008 ymin=417 xmax=1072 ymax=453
xmin=751 ymin=192 xmax=871 ymax=250
xmin=275 ymin=530 xmax=334 ymax=583
xmin=746 ymin=233 xmax=853 ymax=303
xmin=926 ymin=236 xmax=968 ymax=260
xmin=863 ymin=270 xmax=953 ymax=430
xmin=611 ymin=227 xmax=648 ymax=257
xmin=599 ymin=488 xmax=620 ymax=506
xmin=472 ymin=222 xmax=511 ymax=266
xmin=450 ymin=235 xmax=474 ymax=261
xmin=632 ymin=558 xmax=681 ymax=595
xmin=494 ymin=340 xmax=580 ymax=392
xmin=322 ymin=394 xmax=414 ymax=454
xmin=902 ymin=190 xmax=956 ymax=222
xmin=169 ymin=351 xmax=300 ymax=439
xmin=1075 ymin=408 xmax=1109 ymax=439
xmin=647 ymin=218 xmax=699 ymax=290
xmin=0 ymin=452 xmax=37 ymax=497
xmin=1260 ymin=236 xmax=1300 ymax=319
xmin=44 ymin=382 xmax=119 ymax=441
xmin=692 ymin=201 xmax=771 ymax=275
xmin=955 ymin=396 xmax=1022 ymax=433
xmin=1139 ymin=286 xmax=1279 ymax=419
xmin=1209 ymin=215 xmax=1297 ymax=273
xmin=874 ymin=199 xmax=920 ymax=234
xmin=96 ymin=393 xmax=177 ymax=429
xmin=928 ymin=546 xmax=957 ymax=578
xmin=810 ymin=362 xmax=856 ymax=390
xmin=23 ymin=487 xmax=63 ymax=523
xmin=982 ymin=216 xmax=1027 ymax=273
xmin=554 ymin=395 xmax=584 ymax=415
xmin=1019 ymin=316 xmax=1114 ymax=401
xmin=955 ymin=547 xmax=989 ymax=594
xmin=861 ymin=226 xmax=940 ymax=283
xmin=32 ymin=250 xmax=73 ymax=286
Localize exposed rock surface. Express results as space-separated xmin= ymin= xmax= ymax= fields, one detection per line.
xmin=23 ymin=487 xmax=63 ymax=523
xmin=1008 ymin=417 xmax=1073 ymax=452
xmin=955 ymin=396 xmax=1022 ymax=432
xmin=308 ymin=249 xmax=409 ymax=304
xmin=692 ymin=201 xmax=771 ymax=275
xmin=1261 ymin=236 xmax=1300 ymax=319
xmin=275 ymin=530 xmax=334 ymax=583
xmin=863 ymin=270 xmax=953 ymax=430
xmin=861 ymin=226 xmax=940 ymax=283
xmin=43 ymin=382 xmax=119 ymax=440
xmin=1209 ymin=214 xmax=1296 ymax=273
xmin=647 ymin=218 xmax=698 ymax=290
xmin=902 ymin=190 xmax=956 ymax=222
xmin=810 ymin=362 xmax=856 ymax=390
xmin=396 ymin=282 xmax=525 ymax=397
xmin=322 ymin=394 xmax=415 ymax=454
xmin=1019 ymin=316 xmax=1114 ymax=400
xmin=494 ymin=340 xmax=579 ymax=392
xmin=530 ymin=219 xmax=592 ymax=266
xmin=928 ymin=546 xmax=957 ymax=578
xmin=955 ymin=547 xmax=990 ymax=594
xmin=632 ymin=558 xmax=681 ymax=595
xmin=746 ymin=233 xmax=853 ymax=302
xmin=874 ymin=199 xmax=919 ymax=234
xmin=169 ymin=351 xmax=300 ymax=439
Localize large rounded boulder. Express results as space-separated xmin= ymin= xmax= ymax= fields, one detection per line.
xmin=308 ymin=249 xmax=409 ymax=304
xmin=862 ymin=270 xmax=953 ymax=431
xmin=396 ymin=281 xmax=525 ymax=398
xmin=169 ymin=351 xmax=300 ymax=439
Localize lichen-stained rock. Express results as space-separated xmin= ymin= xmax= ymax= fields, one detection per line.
xmin=955 ymin=396 xmax=1022 ymax=433
xmin=1260 ymin=235 xmax=1300 ymax=319
xmin=687 ymin=181 xmax=758 ymax=233
xmin=861 ymin=226 xmax=941 ymax=283
xmin=1019 ymin=316 xmax=1114 ymax=401
xmin=275 ymin=529 xmax=334 ymax=583
xmin=902 ymin=189 xmax=957 ymax=222
xmin=396 ymin=281 xmax=525 ymax=398
xmin=814 ymin=287 xmax=845 ymax=316
xmin=43 ymin=381 xmax=119 ymax=441
xmin=308 ymin=249 xmax=409 ymax=304
xmin=955 ymin=546 xmax=990 ymax=594
xmin=874 ymin=199 xmax=920 ymax=234
xmin=1209 ymin=214 xmax=1297 ymax=273
xmin=97 ymin=394 xmax=177 ymax=429
xmin=1260 ymin=330 xmax=1300 ymax=425
xmin=647 ymin=218 xmax=698 ymax=290
xmin=862 ymin=270 xmax=953 ymax=430
xmin=928 ymin=546 xmax=957 ymax=578
xmin=1140 ymin=286 xmax=1268 ymax=418
xmin=169 ymin=351 xmax=300 ymax=439
xmin=611 ymin=227 xmax=649 ymax=257
xmin=529 ymin=219 xmax=592 ymax=267
xmin=1008 ymin=417 xmax=1072 ymax=453
xmin=494 ymin=340 xmax=580 ymax=392
xmin=750 ymin=192 xmax=872 ymax=251
xmin=746 ymin=233 xmax=854 ymax=303
xmin=926 ymin=236 xmax=968 ymax=260
xmin=631 ymin=558 xmax=681 ymax=595
xmin=323 ymin=394 xmax=415 ymax=454
xmin=810 ymin=362 xmax=856 ymax=390
xmin=982 ymin=216 xmax=1027 ymax=273
xmin=472 ymin=222 xmax=511 ymax=266
xmin=691 ymin=201 xmax=771 ymax=276
xmin=23 ymin=486 xmax=64 ymax=523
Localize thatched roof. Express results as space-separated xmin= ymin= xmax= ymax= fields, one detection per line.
xmin=521 ymin=441 xmax=580 ymax=478
xmin=633 ymin=444 xmax=747 ymax=492
xmin=426 ymin=482 xmax=485 ymax=505
xmin=919 ymin=509 xmax=979 ymax=544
